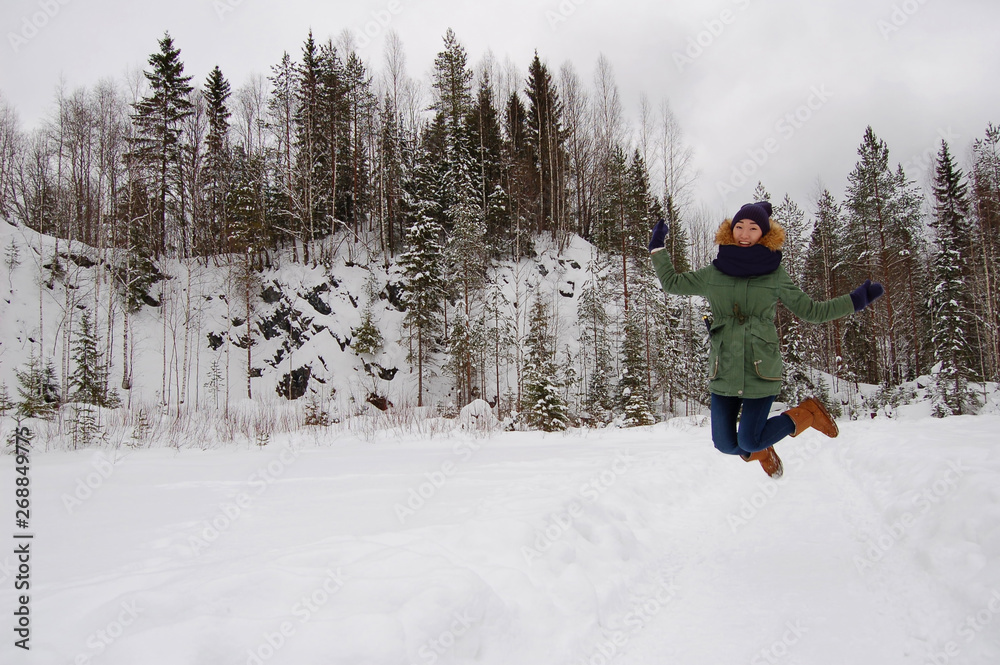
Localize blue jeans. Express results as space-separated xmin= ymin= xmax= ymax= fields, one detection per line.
xmin=710 ymin=393 xmax=795 ymax=456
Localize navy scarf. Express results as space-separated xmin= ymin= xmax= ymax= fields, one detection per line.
xmin=712 ymin=244 xmax=782 ymax=277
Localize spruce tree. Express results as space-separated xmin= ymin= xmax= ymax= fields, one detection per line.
xmin=929 ymin=141 xmax=979 ymax=416
xmin=970 ymin=124 xmax=1000 ymax=381
xmin=578 ymin=263 xmax=615 ymax=423
xmin=467 ymin=73 xmax=506 ymax=255
xmin=0 ymin=382 xmax=13 ymax=416
xmin=802 ymin=190 xmax=848 ymax=378
xmin=340 ymin=51 xmax=375 ymax=227
xmin=502 ymin=91 xmax=536 ymax=260
xmin=522 ymin=296 xmax=569 ymax=431
xmin=205 ymin=358 xmax=224 ymax=409
xmin=70 ymin=404 xmax=104 ymax=449
xmin=130 ymin=32 xmax=194 ymax=257
xmin=774 ymin=195 xmax=814 ymax=403
xmin=525 ymin=52 xmax=565 ymax=236
xmin=70 ymin=308 xmax=115 ymax=407
xmin=619 ymin=308 xmax=655 ymax=427
xmin=843 ymin=127 xmax=925 ymax=385
xmin=16 ymin=353 xmax=60 ymax=419
xmin=353 ymin=306 xmax=383 ymax=356
xmin=293 ymin=31 xmax=326 ymax=259
xmin=203 ymin=65 xmax=232 ymax=256
xmin=445 ymin=311 xmax=478 ymax=405
xmin=399 ymin=143 xmax=446 ymax=407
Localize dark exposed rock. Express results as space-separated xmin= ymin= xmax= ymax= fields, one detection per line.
xmin=366 ymin=392 xmax=393 ymax=411
xmin=364 ymin=361 xmax=398 ymax=381
xmin=276 ymin=365 xmax=311 ymax=400
xmin=262 ymin=284 xmax=283 ymax=304
xmin=207 ymin=331 xmax=224 ymax=351
xmin=382 ymin=282 xmax=406 ymax=311
xmin=303 ymin=283 xmax=332 ymax=315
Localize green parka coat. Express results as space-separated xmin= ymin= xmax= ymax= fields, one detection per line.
xmin=651 ymin=220 xmax=854 ymax=399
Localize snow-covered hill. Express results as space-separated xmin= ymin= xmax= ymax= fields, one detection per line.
xmin=0 ymin=218 xmax=598 ymax=420
xmin=3 ymin=414 xmax=999 ymax=664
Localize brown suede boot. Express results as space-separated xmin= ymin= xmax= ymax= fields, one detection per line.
xmin=784 ymin=397 xmax=839 ymax=438
xmin=742 ymin=447 xmax=783 ymax=479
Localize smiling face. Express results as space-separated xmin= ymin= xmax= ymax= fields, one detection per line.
xmin=732 ymin=219 xmax=763 ymax=247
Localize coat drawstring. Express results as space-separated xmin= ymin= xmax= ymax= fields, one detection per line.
xmin=732 ymin=303 xmax=747 ymax=325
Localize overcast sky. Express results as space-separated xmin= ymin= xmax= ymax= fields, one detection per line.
xmin=1 ymin=0 xmax=997 ymax=220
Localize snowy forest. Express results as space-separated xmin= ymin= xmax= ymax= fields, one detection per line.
xmin=1 ymin=27 xmax=998 ymax=442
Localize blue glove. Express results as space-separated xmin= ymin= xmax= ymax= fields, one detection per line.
xmin=850 ymin=279 xmax=885 ymax=312
xmin=648 ymin=219 xmax=669 ymax=252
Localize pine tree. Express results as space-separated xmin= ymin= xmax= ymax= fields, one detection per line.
xmin=399 ymin=143 xmax=446 ymax=407
xmin=445 ymin=311 xmax=478 ymax=405
xmin=432 ymin=29 xmax=473 ymax=144
xmin=802 ymin=190 xmax=848 ymax=378
xmin=0 ymin=382 xmax=13 ymax=416
xmin=205 ymin=358 xmax=224 ymax=409
xmin=970 ymin=124 xmax=1000 ymax=381
xmin=4 ymin=238 xmax=19 ymax=289
xmin=203 ymin=65 xmax=232 ymax=256
xmin=522 ymin=296 xmax=569 ymax=431
xmin=70 ymin=404 xmax=104 ymax=449
xmin=130 ymin=408 xmax=152 ymax=447
xmin=843 ymin=127 xmax=926 ymax=385
xmin=619 ymin=308 xmax=655 ymax=427
xmin=129 ymin=32 xmax=195 ymax=257
xmin=525 ymin=52 xmax=566 ymax=237
xmin=578 ymin=263 xmax=615 ymax=423
xmin=929 ymin=141 xmax=979 ymax=416
xmin=467 ymin=72 xmax=506 ymax=255
xmin=502 ymin=91 xmax=536 ymax=260
xmin=340 ymin=50 xmax=375 ymax=228
xmin=293 ymin=31 xmax=326 ymax=260
xmin=774 ymin=195 xmax=814 ymax=403
xmin=353 ymin=306 xmax=383 ymax=356
xmin=70 ymin=308 xmax=116 ymax=407
xmin=267 ymin=51 xmax=299 ymax=253
xmin=16 ymin=353 xmax=60 ymax=419
xmin=662 ymin=195 xmax=690 ymax=274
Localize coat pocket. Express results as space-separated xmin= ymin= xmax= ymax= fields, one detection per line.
xmin=750 ymin=328 xmax=782 ymax=381
xmin=707 ymin=338 xmax=722 ymax=379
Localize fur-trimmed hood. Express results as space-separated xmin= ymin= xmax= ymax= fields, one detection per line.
xmin=715 ymin=219 xmax=786 ymax=252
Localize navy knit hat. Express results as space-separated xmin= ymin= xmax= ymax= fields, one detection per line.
xmin=731 ymin=201 xmax=772 ymax=236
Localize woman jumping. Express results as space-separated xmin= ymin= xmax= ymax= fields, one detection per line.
xmin=648 ymin=201 xmax=884 ymax=478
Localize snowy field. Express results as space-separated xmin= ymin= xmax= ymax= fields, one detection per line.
xmin=2 ymin=413 xmax=1000 ymax=665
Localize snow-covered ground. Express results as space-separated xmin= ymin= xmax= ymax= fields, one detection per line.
xmin=3 ymin=413 xmax=999 ymax=664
